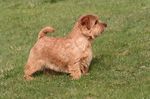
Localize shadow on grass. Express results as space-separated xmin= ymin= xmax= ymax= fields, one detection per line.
xmin=43 ymin=0 xmax=66 ymax=3
xmin=33 ymin=68 xmax=64 ymax=78
xmin=90 ymin=54 xmax=113 ymax=71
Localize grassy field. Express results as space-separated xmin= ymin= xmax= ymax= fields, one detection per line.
xmin=0 ymin=0 xmax=150 ymax=98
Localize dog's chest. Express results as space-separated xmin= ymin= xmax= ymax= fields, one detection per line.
xmin=75 ymin=38 xmax=93 ymax=65
xmin=82 ymin=45 xmax=93 ymax=67
xmin=74 ymin=37 xmax=90 ymax=51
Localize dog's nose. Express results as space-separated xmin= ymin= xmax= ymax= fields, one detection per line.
xmin=101 ymin=23 xmax=107 ymax=27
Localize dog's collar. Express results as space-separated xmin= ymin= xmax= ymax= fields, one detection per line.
xmin=85 ymin=31 xmax=95 ymax=40
xmin=79 ymin=26 xmax=95 ymax=41
xmin=82 ymin=33 xmax=94 ymax=41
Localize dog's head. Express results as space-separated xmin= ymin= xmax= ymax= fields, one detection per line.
xmin=78 ymin=14 xmax=107 ymax=40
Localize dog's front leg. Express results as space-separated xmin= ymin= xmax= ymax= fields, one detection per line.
xmin=68 ymin=62 xmax=81 ymax=80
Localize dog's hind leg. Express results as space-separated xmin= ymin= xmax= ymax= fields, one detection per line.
xmin=24 ymin=60 xmax=44 ymax=80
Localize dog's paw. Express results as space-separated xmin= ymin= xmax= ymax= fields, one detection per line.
xmin=71 ymin=76 xmax=80 ymax=80
xmin=24 ymin=75 xmax=34 ymax=81
xmin=70 ymin=73 xmax=81 ymax=80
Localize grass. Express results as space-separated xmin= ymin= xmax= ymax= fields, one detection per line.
xmin=0 ymin=0 xmax=150 ymax=98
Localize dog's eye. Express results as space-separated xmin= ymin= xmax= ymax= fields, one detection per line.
xmin=95 ymin=20 xmax=98 ymax=25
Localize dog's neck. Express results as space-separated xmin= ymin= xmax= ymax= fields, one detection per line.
xmin=68 ymin=23 xmax=93 ymax=43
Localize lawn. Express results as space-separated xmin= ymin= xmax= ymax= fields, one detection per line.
xmin=0 ymin=0 xmax=150 ymax=99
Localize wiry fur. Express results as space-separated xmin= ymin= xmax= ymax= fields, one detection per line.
xmin=24 ymin=14 xmax=107 ymax=80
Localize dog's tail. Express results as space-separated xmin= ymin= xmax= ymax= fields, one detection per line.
xmin=38 ymin=26 xmax=55 ymax=39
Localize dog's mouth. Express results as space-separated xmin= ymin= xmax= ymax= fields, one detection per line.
xmin=99 ymin=22 xmax=107 ymax=34
xmin=101 ymin=23 xmax=107 ymax=28
xmin=91 ymin=23 xmax=107 ymax=39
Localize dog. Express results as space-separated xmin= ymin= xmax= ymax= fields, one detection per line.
xmin=24 ymin=14 xmax=107 ymax=80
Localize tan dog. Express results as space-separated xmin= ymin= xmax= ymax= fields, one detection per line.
xmin=24 ymin=14 xmax=107 ymax=80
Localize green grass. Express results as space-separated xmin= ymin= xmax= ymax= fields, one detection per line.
xmin=0 ymin=0 xmax=150 ymax=98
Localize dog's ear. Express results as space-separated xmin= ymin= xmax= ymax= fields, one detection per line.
xmin=79 ymin=15 xmax=98 ymax=30
xmin=80 ymin=15 xmax=91 ymax=30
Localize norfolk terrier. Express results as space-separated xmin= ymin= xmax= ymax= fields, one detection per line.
xmin=24 ymin=14 xmax=107 ymax=80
